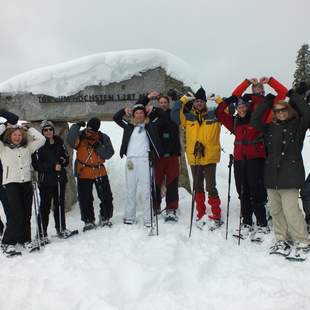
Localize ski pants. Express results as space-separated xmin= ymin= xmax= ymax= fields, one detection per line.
xmin=37 ymin=182 xmax=66 ymax=236
xmin=267 ymin=188 xmax=309 ymax=244
xmin=125 ymin=157 xmax=151 ymax=225
xmin=300 ymin=173 xmax=310 ymax=224
xmin=234 ymin=158 xmax=267 ymax=226
xmin=1 ymin=182 xmax=33 ymax=245
xmin=154 ymin=155 xmax=179 ymax=212
xmin=0 ymin=185 xmax=9 ymax=235
xmin=190 ymin=164 xmax=219 ymax=197
xmin=77 ymin=176 xmax=113 ymax=223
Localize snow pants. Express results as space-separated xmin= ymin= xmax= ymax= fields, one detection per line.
xmin=191 ymin=164 xmax=221 ymax=219
xmin=125 ymin=157 xmax=151 ymax=225
xmin=267 ymin=188 xmax=309 ymax=244
xmin=234 ymin=158 xmax=267 ymax=227
xmin=1 ymin=182 xmax=33 ymax=245
xmin=300 ymin=173 xmax=310 ymax=224
xmin=77 ymin=176 xmax=113 ymax=223
xmin=154 ymin=155 xmax=179 ymax=212
xmin=38 ymin=182 xmax=66 ymax=236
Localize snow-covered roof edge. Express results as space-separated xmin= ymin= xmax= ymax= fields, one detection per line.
xmin=0 ymin=49 xmax=200 ymax=97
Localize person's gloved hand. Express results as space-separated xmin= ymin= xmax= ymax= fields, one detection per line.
xmin=214 ymin=96 xmax=223 ymax=105
xmin=180 ymin=92 xmax=196 ymax=105
xmin=265 ymin=93 xmax=276 ymax=103
xmin=0 ymin=117 xmax=7 ymax=124
xmin=77 ymin=121 xmax=86 ymax=127
xmin=224 ymin=95 xmax=238 ymax=105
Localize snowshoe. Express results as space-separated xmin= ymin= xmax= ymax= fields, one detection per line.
xmin=23 ymin=241 xmax=40 ymax=253
xmin=208 ymin=219 xmax=224 ymax=231
xmin=98 ymin=217 xmax=113 ymax=228
xmin=286 ymin=246 xmax=307 ymax=262
xmin=40 ymin=236 xmax=50 ymax=246
xmin=2 ymin=244 xmax=22 ymax=257
xmin=233 ymin=224 xmax=253 ymax=240
xmin=164 ymin=210 xmax=178 ymax=222
xmin=250 ymin=226 xmax=270 ymax=243
xmin=195 ymin=215 xmax=207 ymax=230
xmin=123 ymin=219 xmax=135 ymax=225
xmin=82 ymin=222 xmax=96 ymax=232
xmin=269 ymin=240 xmax=291 ymax=257
xmin=58 ymin=229 xmax=79 ymax=239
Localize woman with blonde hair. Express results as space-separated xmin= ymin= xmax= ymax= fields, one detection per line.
xmin=0 ymin=117 xmax=45 ymax=257
xmin=251 ymin=91 xmax=310 ymax=261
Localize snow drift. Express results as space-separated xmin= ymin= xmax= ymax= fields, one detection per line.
xmin=0 ymin=49 xmax=200 ymax=97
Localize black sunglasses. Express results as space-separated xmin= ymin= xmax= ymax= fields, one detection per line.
xmin=43 ymin=127 xmax=54 ymax=132
xmin=273 ymin=107 xmax=288 ymax=114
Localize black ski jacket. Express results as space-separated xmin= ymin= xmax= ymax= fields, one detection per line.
xmin=251 ymin=92 xmax=310 ymax=189
xmin=32 ymin=136 xmax=69 ymax=187
xmin=113 ymin=107 xmax=164 ymax=159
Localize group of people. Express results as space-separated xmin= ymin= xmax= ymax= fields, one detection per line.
xmin=0 ymin=76 xmax=310 ymax=260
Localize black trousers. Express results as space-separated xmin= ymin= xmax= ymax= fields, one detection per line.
xmin=37 ymin=182 xmax=66 ymax=236
xmin=234 ymin=158 xmax=267 ymax=226
xmin=2 ymin=182 xmax=33 ymax=245
xmin=0 ymin=185 xmax=9 ymax=235
xmin=77 ymin=176 xmax=113 ymax=223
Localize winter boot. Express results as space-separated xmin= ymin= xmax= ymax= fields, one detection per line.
xmin=195 ymin=192 xmax=206 ymax=220
xmin=269 ymin=240 xmax=291 ymax=257
xmin=98 ymin=215 xmax=113 ymax=228
xmin=123 ymin=218 xmax=135 ymax=225
xmin=208 ymin=196 xmax=221 ymax=220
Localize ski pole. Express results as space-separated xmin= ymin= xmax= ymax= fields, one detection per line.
xmin=32 ymin=182 xmax=41 ymax=250
xmin=225 ymin=154 xmax=234 ymax=240
xmin=238 ymin=157 xmax=245 ymax=246
xmin=189 ymin=154 xmax=200 ymax=238
xmin=33 ymin=181 xmax=46 ymax=247
xmin=151 ymin=165 xmax=159 ymax=236
xmin=57 ymin=172 xmax=63 ymax=235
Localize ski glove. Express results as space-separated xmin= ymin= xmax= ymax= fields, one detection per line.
xmin=76 ymin=121 xmax=86 ymax=127
xmin=224 ymin=95 xmax=238 ymax=105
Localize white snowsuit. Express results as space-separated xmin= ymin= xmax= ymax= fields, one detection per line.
xmin=124 ymin=125 xmax=151 ymax=225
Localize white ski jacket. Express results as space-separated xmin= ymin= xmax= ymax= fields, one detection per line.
xmin=0 ymin=125 xmax=45 ymax=185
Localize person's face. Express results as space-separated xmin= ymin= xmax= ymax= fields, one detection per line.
xmin=194 ymin=99 xmax=206 ymax=111
xmin=85 ymin=128 xmax=97 ymax=138
xmin=273 ymin=104 xmax=289 ymax=121
xmin=158 ymin=97 xmax=169 ymax=111
xmin=236 ymin=104 xmax=248 ymax=118
xmin=133 ymin=110 xmax=146 ymax=123
xmin=43 ymin=127 xmax=54 ymax=139
xmin=11 ymin=129 xmax=23 ymax=145
xmin=252 ymin=85 xmax=265 ymax=96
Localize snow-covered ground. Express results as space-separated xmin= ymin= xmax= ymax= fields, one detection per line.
xmin=0 ymin=122 xmax=310 ymax=310
xmin=0 ymin=49 xmax=199 ymax=96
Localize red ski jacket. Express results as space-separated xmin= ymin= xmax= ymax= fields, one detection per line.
xmin=216 ymin=101 xmax=266 ymax=160
xmin=232 ymin=77 xmax=288 ymax=123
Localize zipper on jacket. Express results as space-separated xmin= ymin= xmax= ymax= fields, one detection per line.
xmin=6 ymin=166 xmax=8 ymax=179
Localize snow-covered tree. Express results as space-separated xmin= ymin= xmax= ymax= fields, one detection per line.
xmin=293 ymin=43 xmax=310 ymax=88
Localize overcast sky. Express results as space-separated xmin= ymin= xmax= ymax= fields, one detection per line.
xmin=1 ymin=0 xmax=309 ymax=95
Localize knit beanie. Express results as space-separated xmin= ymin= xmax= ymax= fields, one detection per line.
xmin=132 ymin=103 xmax=146 ymax=115
xmin=40 ymin=120 xmax=54 ymax=132
xmin=195 ymin=87 xmax=207 ymax=101
xmin=87 ymin=117 xmax=101 ymax=131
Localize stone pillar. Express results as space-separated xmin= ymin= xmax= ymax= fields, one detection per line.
xmin=32 ymin=121 xmax=78 ymax=211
